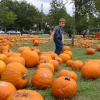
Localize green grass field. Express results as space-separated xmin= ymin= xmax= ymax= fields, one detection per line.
xmin=10 ymin=34 xmax=100 ymax=100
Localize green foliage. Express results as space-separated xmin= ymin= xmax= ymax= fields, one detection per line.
xmin=0 ymin=0 xmax=16 ymax=24
xmin=6 ymin=0 xmax=39 ymax=30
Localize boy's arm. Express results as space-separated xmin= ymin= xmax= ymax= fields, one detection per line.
xmin=49 ymin=30 xmax=55 ymax=40
xmin=62 ymin=34 xmax=64 ymax=44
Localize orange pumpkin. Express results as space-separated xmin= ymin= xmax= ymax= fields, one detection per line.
xmin=86 ymin=47 xmax=95 ymax=55
xmin=63 ymin=50 xmax=73 ymax=58
xmin=31 ymin=68 xmax=54 ymax=89
xmin=0 ymin=60 xmax=6 ymax=77
xmin=7 ymin=89 xmax=44 ymax=100
xmin=21 ymin=50 xmax=39 ymax=67
xmin=0 ymin=54 xmax=7 ymax=61
xmin=59 ymin=53 xmax=71 ymax=63
xmin=38 ymin=62 xmax=54 ymax=73
xmin=70 ymin=60 xmax=83 ymax=70
xmin=52 ymin=76 xmax=78 ymax=99
xmin=81 ymin=62 xmax=100 ymax=79
xmin=96 ymin=44 xmax=100 ymax=51
xmin=49 ymin=59 xmax=59 ymax=71
xmin=34 ymin=40 xmax=39 ymax=46
xmin=57 ymin=69 xmax=78 ymax=81
xmin=55 ymin=56 xmax=62 ymax=64
xmin=17 ymin=46 xmax=31 ymax=53
xmin=0 ymin=81 xmax=16 ymax=100
xmin=1 ymin=62 xmax=29 ymax=89
xmin=66 ymin=60 xmax=73 ymax=67
xmin=62 ymin=46 xmax=71 ymax=52
xmin=5 ymin=56 xmax=25 ymax=66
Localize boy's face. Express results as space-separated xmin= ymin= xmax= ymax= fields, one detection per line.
xmin=59 ymin=21 xmax=65 ymax=27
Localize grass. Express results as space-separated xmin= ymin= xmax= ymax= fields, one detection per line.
xmin=10 ymin=34 xmax=100 ymax=100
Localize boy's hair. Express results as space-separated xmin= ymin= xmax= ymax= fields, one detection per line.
xmin=59 ymin=18 xmax=66 ymax=23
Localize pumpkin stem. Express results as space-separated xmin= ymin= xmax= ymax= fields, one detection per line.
xmin=22 ymin=93 xmax=28 ymax=97
xmin=65 ymin=77 xmax=70 ymax=81
xmin=22 ymin=73 xmax=28 ymax=79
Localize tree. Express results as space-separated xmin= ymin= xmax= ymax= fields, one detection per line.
xmin=70 ymin=0 xmax=98 ymax=46
xmin=0 ymin=0 xmax=16 ymax=30
xmin=48 ymin=0 xmax=73 ymax=31
xmin=6 ymin=0 xmax=39 ymax=31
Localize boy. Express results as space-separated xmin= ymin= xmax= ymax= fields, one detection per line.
xmin=49 ymin=18 xmax=66 ymax=55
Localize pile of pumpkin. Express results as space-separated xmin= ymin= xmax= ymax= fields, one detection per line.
xmin=0 ymin=45 xmax=80 ymax=100
xmin=74 ymin=37 xmax=100 ymax=47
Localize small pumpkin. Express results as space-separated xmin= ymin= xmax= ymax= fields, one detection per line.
xmin=7 ymin=89 xmax=44 ymax=100
xmin=52 ymin=76 xmax=78 ymax=99
xmin=31 ymin=68 xmax=54 ymax=89
xmin=55 ymin=56 xmax=62 ymax=64
xmin=86 ymin=47 xmax=95 ymax=55
xmin=62 ymin=46 xmax=71 ymax=52
xmin=1 ymin=62 xmax=29 ymax=89
xmin=0 ymin=81 xmax=16 ymax=100
xmin=96 ymin=44 xmax=100 ymax=51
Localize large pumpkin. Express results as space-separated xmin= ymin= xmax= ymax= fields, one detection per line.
xmin=31 ymin=68 xmax=54 ymax=89
xmin=5 ymin=56 xmax=25 ymax=66
xmin=52 ymin=76 xmax=78 ymax=99
xmin=81 ymin=62 xmax=100 ymax=79
xmin=0 ymin=81 xmax=16 ymax=100
xmin=0 ymin=60 xmax=6 ymax=77
xmin=57 ymin=69 xmax=78 ymax=81
xmin=21 ymin=50 xmax=39 ymax=67
xmin=7 ymin=89 xmax=44 ymax=100
xmin=1 ymin=62 xmax=29 ymax=89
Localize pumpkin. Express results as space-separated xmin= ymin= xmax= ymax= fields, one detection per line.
xmin=0 ymin=81 xmax=16 ymax=100
xmin=7 ymin=89 xmax=44 ymax=100
xmin=52 ymin=76 xmax=78 ymax=99
xmin=59 ymin=53 xmax=71 ymax=63
xmin=33 ymin=49 xmax=41 ymax=54
xmin=96 ymin=44 xmax=100 ymax=51
xmin=49 ymin=59 xmax=59 ymax=71
xmin=66 ymin=60 xmax=73 ymax=67
xmin=21 ymin=50 xmax=39 ymax=67
xmin=38 ymin=62 xmax=54 ymax=73
xmin=63 ymin=50 xmax=73 ymax=58
xmin=1 ymin=62 xmax=29 ymax=89
xmin=34 ymin=40 xmax=39 ymax=46
xmin=0 ymin=60 xmax=6 ymax=77
xmin=10 ymin=52 xmax=21 ymax=57
xmin=5 ymin=56 xmax=25 ymax=66
xmin=81 ymin=62 xmax=100 ymax=79
xmin=0 ymin=54 xmax=7 ymax=61
xmin=31 ymin=68 xmax=54 ymax=89
xmin=55 ymin=56 xmax=62 ymax=64
xmin=57 ymin=69 xmax=78 ymax=81
xmin=39 ymin=54 xmax=52 ymax=62
xmin=86 ymin=47 xmax=95 ymax=55
xmin=70 ymin=60 xmax=83 ymax=70
xmin=3 ymin=49 xmax=13 ymax=57
xmin=62 ymin=46 xmax=71 ymax=52
xmin=17 ymin=46 xmax=31 ymax=53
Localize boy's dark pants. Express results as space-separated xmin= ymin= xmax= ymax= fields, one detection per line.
xmin=54 ymin=38 xmax=63 ymax=55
